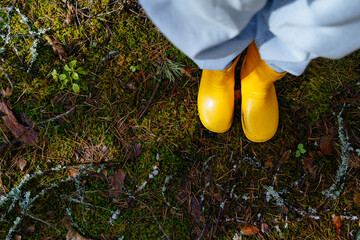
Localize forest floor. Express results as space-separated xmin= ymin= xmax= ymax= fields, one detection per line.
xmin=0 ymin=1 xmax=360 ymax=239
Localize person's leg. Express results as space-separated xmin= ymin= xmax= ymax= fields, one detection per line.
xmin=240 ymin=41 xmax=286 ymax=142
xmin=139 ymin=0 xmax=267 ymax=132
xmin=139 ymin=0 xmax=266 ymax=70
xmin=240 ymin=0 xmax=360 ymax=142
xmin=257 ymin=0 xmax=360 ymax=75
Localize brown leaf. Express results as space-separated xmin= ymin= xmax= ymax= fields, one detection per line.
xmin=66 ymin=226 xmax=89 ymax=240
xmin=17 ymin=157 xmax=27 ymax=171
xmin=0 ymin=99 xmax=38 ymax=146
xmin=109 ymin=170 xmax=125 ymax=198
xmin=45 ymin=35 xmax=67 ymax=61
xmin=319 ymin=135 xmax=333 ymax=156
xmin=45 ymin=210 xmax=55 ymax=218
xmin=264 ymin=159 xmax=274 ymax=168
xmin=241 ymin=225 xmax=260 ymax=236
xmin=332 ymin=215 xmax=342 ymax=235
xmin=68 ymin=167 xmax=80 ymax=178
xmin=303 ymin=151 xmax=316 ymax=174
xmin=354 ymin=191 xmax=360 ymax=207
xmin=0 ymin=88 xmax=12 ymax=97
xmin=19 ymin=112 xmax=35 ymax=128
xmin=14 ymin=235 xmax=21 ymax=240
xmin=348 ymin=153 xmax=360 ymax=168
xmin=190 ymin=195 xmax=204 ymax=224
xmin=23 ymin=225 xmax=35 ymax=234
xmin=134 ymin=143 xmax=142 ymax=157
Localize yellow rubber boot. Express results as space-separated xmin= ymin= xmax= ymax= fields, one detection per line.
xmin=198 ymin=56 xmax=239 ymax=133
xmin=241 ymin=42 xmax=286 ymax=142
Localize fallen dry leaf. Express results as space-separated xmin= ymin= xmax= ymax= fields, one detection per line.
xmin=68 ymin=167 xmax=80 ymax=178
xmin=19 ymin=112 xmax=35 ymax=128
xmin=332 ymin=215 xmax=342 ymax=235
xmin=190 ymin=195 xmax=204 ymax=224
xmin=0 ymin=99 xmax=38 ymax=146
xmin=23 ymin=225 xmax=35 ymax=234
xmin=241 ymin=225 xmax=260 ymax=236
xmin=109 ymin=170 xmax=125 ymax=198
xmin=264 ymin=159 xmax=274 ymax=168
xmin=17 ymin=157 xmax=27 ymax=171
xmin=45 ymin=35 xmax=67 ymax=61
xmin=348 ymin=153 xmax=360 ymax=168
xmin=134 ymin=143 xmax=142 ymax=157
xmin=303 ymin=151 xmax=316 ymax=175
xmin=66 ymin=226 xmax=89 ymax=240
xmin=354 ymin=191 xmax=360 ymax=207
xmin=319 ymin=135 xmax=333 ymax=156
xmin=0 ymin=88 xmax=12 ymax=97
xmin=45 ymin=210 xmax=55 ymax=218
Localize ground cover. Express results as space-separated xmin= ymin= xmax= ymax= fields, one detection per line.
xmin=0 ymin=1 xmax=359 ymax=239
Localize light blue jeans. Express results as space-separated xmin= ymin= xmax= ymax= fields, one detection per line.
xmin=139 ymin=0 xmax=360 ymax=75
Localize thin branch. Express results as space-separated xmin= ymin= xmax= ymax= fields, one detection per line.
xmin=27 ymin=213 xmax=61 ymax=234
xmin=36 ymin=107 xmax=75 ymax=125
xmin=138 ymin=82 xmax=160 ymax=119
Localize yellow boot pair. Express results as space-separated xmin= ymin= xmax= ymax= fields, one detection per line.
xmin=197 ymin=41 xmax=286 ymax=142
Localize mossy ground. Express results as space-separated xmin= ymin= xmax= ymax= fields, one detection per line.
xmin=0 ymin=1 xmax=360 ymax=239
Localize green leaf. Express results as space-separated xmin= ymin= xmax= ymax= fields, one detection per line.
xmin=64 ymin=64 xmax=71 ymax=72
xmin=72 ymin=83 xmax=80 ymax=93
xmin=300 ymin=149 xmax=307 ymax=154
xmin=130 ymin=66 xmax=137 ymax=72
xmin=296 ymin=150 xmax=301 ymax=158
xmin=51 ymin=69 xmax=58 ymax=79
xmin=298 ymin=143 xmax=304 ymax=150
xmin=69 ymin=60 xmax=77 ymax=68
xmin=71 ymin=72 xmax=79 ymax=80
xmin=76 ymin=67 xmax=87 ymax=75
xmin=59 ymin=74 xmax=67 ymax=80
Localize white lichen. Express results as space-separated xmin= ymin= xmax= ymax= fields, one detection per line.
xmin=161 ymin=175 xmax=179 ymax=210
xmin=264 ymin=186 xmax=284 ymax=206
xmin=322 ymin=106 xmax=351 ymax=199
xmin=6 ymin=217 xmax=21 ymax=240
xmin=274 ymin=225 xmax=284 ymax=239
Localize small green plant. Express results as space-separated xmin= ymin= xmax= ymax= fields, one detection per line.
xmin=156 ymin=58 xmax=184 ymax=82
xmin=130 ymin=65 xmax=140 ymax=72
xmin=296 ymin=143 xmax=306 ymax=157
xmin=51 ymin=60 xmax=87 ymax=93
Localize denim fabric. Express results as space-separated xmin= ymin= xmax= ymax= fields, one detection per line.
xmin=140 ymin=0 xmax=360 ymax=75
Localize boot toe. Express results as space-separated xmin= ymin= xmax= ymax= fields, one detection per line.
xmin=241 ymin=92 xmax=279 ymax=142
xmin=198 ymin=94 xmax=234 ymax=133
